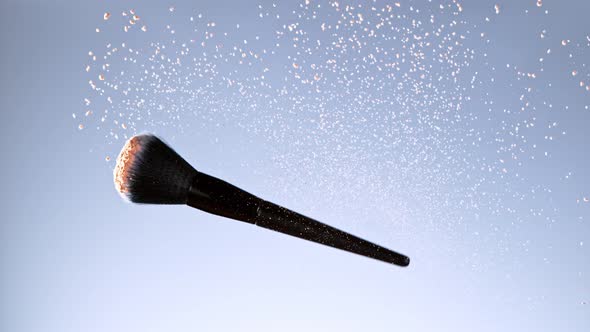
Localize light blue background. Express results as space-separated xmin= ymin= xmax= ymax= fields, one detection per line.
xmin=1 ymin=1 xmax=588 ymax=331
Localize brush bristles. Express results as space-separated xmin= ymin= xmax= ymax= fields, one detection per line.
xmin=114 ymin=134 xmax=197 ymax=204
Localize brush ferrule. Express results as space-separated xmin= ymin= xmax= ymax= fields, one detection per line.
xmin=187 ymin=171 xmax=260 ymax=224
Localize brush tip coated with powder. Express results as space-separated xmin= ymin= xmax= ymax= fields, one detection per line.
xmin=113 ymin=134 xmax=197 ymax=204
xmin=114 ymin=135 xmax=143 ymax=197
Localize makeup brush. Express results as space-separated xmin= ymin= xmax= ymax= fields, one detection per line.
xmin=114 ymin=134 xmax=410 ymax=267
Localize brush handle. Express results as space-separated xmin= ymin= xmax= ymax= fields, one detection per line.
xmin=187 ymin=171 xmax=260 ymax=224
xmin=255 ymin=201 xmax=410 ymax=267
xmin=187 ymin=171 xmax=410 ymax=267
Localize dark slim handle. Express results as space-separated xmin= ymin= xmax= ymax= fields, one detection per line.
xmin=187 ymin=171 xmax=410 ymax=267
xmin=255 ymin=200 xmax=410 ymax=267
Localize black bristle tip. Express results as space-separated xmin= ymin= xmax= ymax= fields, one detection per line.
xmin=115 ymin=134 xmax=197 ymax=204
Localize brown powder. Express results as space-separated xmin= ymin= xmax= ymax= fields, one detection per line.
xmin=114 ymin=136 xmax=142 ymax=195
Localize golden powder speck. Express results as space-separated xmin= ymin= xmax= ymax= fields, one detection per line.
xmin=105 ymin=156 xmax=111 ymax=162
xmin=78 ymin=124 xmax=84 ymax=130
xmin=104 ymin=12 xmax=111 ymax=20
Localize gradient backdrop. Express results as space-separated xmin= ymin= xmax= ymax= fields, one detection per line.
xmin=1 ymin=0 xmax=589 ymax=331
